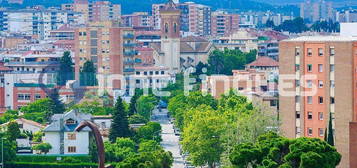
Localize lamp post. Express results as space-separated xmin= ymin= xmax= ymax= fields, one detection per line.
xmin=1 ymin=137 xmax=5 ymax=168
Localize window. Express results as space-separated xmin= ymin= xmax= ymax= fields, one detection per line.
xmin=318 ymin=48 xmax=324 ymax=56
xmin=318 ymin=64 xmax=323 ymax=72
xmin=136 ymin=79 xmax=140 ymax=84
xmin=307 ymin=64 xmax=312 ymax=72
xmin=66 ymin=119 xmax=76 ymax=125
xmin=319 ymin=128 xmax=324 ymax=137
xmin=68 ymin=133 xmax=76 ymax=140
xmin=296 ymin=111 xmax=301 ymax=119
xmin=330 ymin=97 xmax=335 ymax=104
xmin=161 ymin=71 xmax=164 ymax=74
xmin=136 ymin=72 xmax=140 ymax=75
xmin=319 ymin=96 xmax=324 ymax=104
xmin=90 ymin=48 xmax=97 ymax=55
xmin=307 ymin=96 xmax=312 ymax=104
xmin=318 ymin=80 xmax=323 ymax=88
xmin=17 ymin=94 xmax=30 ymax=100
xmin=35 ymin=94 xmax=41 ymax=100
xmin=174 ymin=23 xmax=177 ymax=33
xmin=144 ymin=71 xmax=147 ymax=75
xmin=164 ymin=23 xmax=168 ymax=33
xmin=155 ymin=71 xmax=159 ymax=75
xmin=330 ymin=65 xmax=335 ymax=72
xmin=68 ymin=146 xmax=76 ymax=153
xmin=307 ymin=80 xmax=312 ymax=88
xmin=90 ymin=31 xmax=97 ymax=38
xmin=308 ymin=128 xmax=313 ymax=136
xmin=295 ymin=64 xmax=300 ymax=71
xmin=308 ymin=112 xmax=313 ymax=120
xmin=296 ymin=80 xmax=300 ymax=87
xmin=330 ymin=80 xmax=335 ymax=88
xmin=295 ymin=47 xmax=300 ymax=56
xmin=307 ymin=48 xmax=312 ymax=56
xmin=330 ymin=47 xmax=335 ymax=56
xmin=149 ymin=71 xmax=153 ymax=75
xmin=295 ymin=96 xmax=300 ymax=103
xmin=319 ymin=112 xmax=324 ymax=120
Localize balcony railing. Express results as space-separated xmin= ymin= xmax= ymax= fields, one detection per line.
xmin=124 ymin=51 xmax=137 ymax=56
xmin=124 ymin=60 xmax=135 ymax=64
xmin=123 ymin=43 xmax=137 ymax=47
xmin=123 ymin=34 xmax=135 ymax=39
xmin=135 ymin=58 xmax=142 ymax=63
xmin=124 ymin=68 xmax=135 ymax=72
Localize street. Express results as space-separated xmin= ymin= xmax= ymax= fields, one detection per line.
xmin=152 ymin=108 xmax=185 ymax=168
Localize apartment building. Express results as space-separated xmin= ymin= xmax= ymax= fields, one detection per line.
xmin=0 ymin=9 xmax=83 ymax=40
xmin=62 ymin=0 xmax=121 ymax=23
xmin=74 ymin=21 xmax=138 ymax=88
xmin=300 ymin=0 xmax=334 ymax=22
xmin=279 ymin=36 xmax=357 ymax=168
xmin=152 ymin=2 xmax=211 ymax=36
xmin=211 ymin=11 xmax=239 ymax=37
xmin=89 ymin=1 xmax=121 ymax=22
xmin=213 ymin=29 xmax=258 ymax=52
xmin=121 ymin=12 xmax=153 ymax=28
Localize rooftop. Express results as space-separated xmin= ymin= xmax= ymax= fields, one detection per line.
xmin=284 ymin=36 xmax=357 ymax=42
xmin=247 ymin=56 xmax=279 ymax=67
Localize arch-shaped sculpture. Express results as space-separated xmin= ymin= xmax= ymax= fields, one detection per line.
xmin=75 ymin=121 xmax=105 ymax=168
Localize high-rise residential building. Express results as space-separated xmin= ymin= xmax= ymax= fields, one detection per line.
xmin=74 ymin=21 xmax=125 ymax=83
xmin=121 ymin=12 xmax=154 ymax=28
xmin=152 ymin=2 xmax=211 ymax=36
xmin=63 ymin=0 xmax=121 ymax=24
xmin=88 ymin=1 xmax=121 ymax=22
xmin=0 ymin=9 xmax=83 ymax=40
xmin=211 ymin=11 xmax=239 ymax=36
xmin=300 ymin=0 xmax=334 ymax=22
xmin=336 ymin=9 xmax=357 ymax=23
xmin=279 ymin=36 xmax=357 ymax=168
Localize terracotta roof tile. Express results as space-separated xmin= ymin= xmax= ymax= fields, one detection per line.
xmin=247 ymin=56 xmax=278 ymax=67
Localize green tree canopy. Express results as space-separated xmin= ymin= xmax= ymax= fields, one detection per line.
xmin=57 ymin=51 xmax=74 ymax=85
xmin=109 ymin=97 xmax=131 ymax=142
xmin=229 ymin=132 xmax=341 ymax=168
xmin=20 ymin=98 xmax=57 ymax=123
xmin=208 ymin=49 xmax=257 ymax=75
xmin=135 ymin=122 xmax=162 ymax=143
xmin=136 ymin=96 xmax=157 ymax=120
xmin=80 ymin=60 xmax=97 ymax=86
xmin=33 ymin=143 xmax=52 ymax=154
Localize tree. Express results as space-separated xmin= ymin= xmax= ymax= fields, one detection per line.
xmin=136 ymin=96 xmax=157 ymax=120
xmin=49 ymin=88 xmax=65 ymax=114
xmin=57 ymin=51 xmax=74 ymax=85
xmin=80 ymin=60 xmax=97 ymax=86
xmin=0 ymin=110 xmax=18 ymax=124
xmin=136 ymin=122 xmax=162 ymax=143
xmin=327 ymin=112 xmax=334 ymax=146
xmin=275 ymin=17 xmax=308 ymax=33
xmin=181 ymin=105 xmax=224 ymax=168
xmin=109 ymin=97 xmax=131 ymax=142
xmin=229 ymin=132 xmax=341 ymax=168
xmin=6 ymin=121 xmax=21 ymax=141
xmin=128 ymin=89 xmax=142 ymax=116
xmin=71 ymin=100 xmax=114 ymax=115
xmin=138 ymin=140 xmax=161 ymax=153
xmin=266 ymin=20 xmax=275 ymax=28
xmin=128 ymin=114 xmax=148 ymax=124
xmin=116 ymin=148 xmax=173 ymax=168
xmin=0 ymin=132 xmax=17 ymax=163
xmin=207 ymin=49 xmax=257 ymax=75
xmin=33 ymin=143 xmax=52 ymax=154
xmin=20 ymin=98 xmax=57 ymax=123
xmin=32 ymin=131 xmax=44 ymax=142
xmin=105 ymin=138 xmax=136 ymax=162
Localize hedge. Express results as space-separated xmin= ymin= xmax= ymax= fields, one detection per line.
xmin=15 ymin=155 xmax=92 ymax=163
xmin=5 ymin=162 xmax=97 ymax=168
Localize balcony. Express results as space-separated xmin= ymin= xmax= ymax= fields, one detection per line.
xmin=124 ymin=60 xmax=135 ymax=64
xmin=123 ymin=34 xmax=135 ymax=39
xmin=124 ymin=68 xmax=135 ymax=72
xmin=123 ymin=43 xmax=137 ymax=47
xmin=135 ymin=58 xmax=142 ymax=63
xmin=124 ymin=51 xmax=137 ymax=56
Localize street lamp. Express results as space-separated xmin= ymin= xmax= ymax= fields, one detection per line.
xmin=1 ymin=137 xmax=6 ymax=168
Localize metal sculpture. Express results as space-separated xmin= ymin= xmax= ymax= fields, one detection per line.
xmin=75 ymin=121 xmax=105 ymax=168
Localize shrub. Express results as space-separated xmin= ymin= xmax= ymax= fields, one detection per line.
xmin=15 ymin=155 xmax=92 ymax=163
xmin=5 ymin=162 xmax=97 ymax=168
